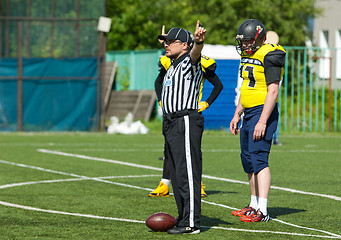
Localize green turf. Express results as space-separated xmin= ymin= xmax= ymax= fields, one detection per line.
xmin=0 ymin=131 xmax=340 ymax=239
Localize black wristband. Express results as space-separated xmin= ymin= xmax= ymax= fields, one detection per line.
xmin=195 ymin=41 xmax=204 ymax=45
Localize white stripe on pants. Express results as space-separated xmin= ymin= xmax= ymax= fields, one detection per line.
xmin=184 ymin=115 xmax=194 ymax=227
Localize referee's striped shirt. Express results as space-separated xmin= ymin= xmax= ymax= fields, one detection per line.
xmin=161 ymin=52 xmax=203 ymax=114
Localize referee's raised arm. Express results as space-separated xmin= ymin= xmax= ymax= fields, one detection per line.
xmin=190 ymin=20 xmax=206 ymax=64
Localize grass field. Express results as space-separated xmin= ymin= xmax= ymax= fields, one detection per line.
xmin=0 ymin=130 xmax=340 ymax=239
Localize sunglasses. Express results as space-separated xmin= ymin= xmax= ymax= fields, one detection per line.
xmin=164 ymin=40 xmax=183 ymax=46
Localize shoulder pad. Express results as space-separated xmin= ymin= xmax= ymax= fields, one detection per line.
xmin=160 ymin=55 xmax=172 ymax=71
xmin=201 ymin=55 xmax=216 ymax=69
xmin=260 ymin=44 xmax=286 ymax=54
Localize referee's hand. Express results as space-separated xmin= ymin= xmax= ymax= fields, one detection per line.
xmin=158 ymin=25 xmax=166 ymax=46
xmin=194 ymin=20 xmax=206 ymax=43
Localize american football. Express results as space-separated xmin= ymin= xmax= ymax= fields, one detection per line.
xmin=145 ymin=212 xmax=177 ymax=232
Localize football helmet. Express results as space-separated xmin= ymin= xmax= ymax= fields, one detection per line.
xmin=235 ymin=19 xmax=266 ymax=55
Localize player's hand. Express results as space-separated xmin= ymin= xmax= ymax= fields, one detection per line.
xmin=194 ymin=20 xmax=206 ymax=43
xmin=198 ymin=101 xmax=209 ymax=112
xmin=253 ymin=121 xmax=266 ymax=141
xmin=229 ymin=116 xmax=240 ymax=135
xmin=158 ymin=25 xmax=166 ymax=45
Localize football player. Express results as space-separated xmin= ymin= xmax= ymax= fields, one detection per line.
xmin=230 ymin=19 xmax=286 ymax=222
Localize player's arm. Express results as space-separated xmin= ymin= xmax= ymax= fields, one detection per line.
xmin=230 ymin=97 xmax=244 ymax=135
xmin=203 ymin=69 xmax=223 ymax=106
xmin=253 ymin=50 xmax=286 ymax=141
xmin=190 ymin=20 xmax=206 ymax=64
xmin=155 ymin=68 xmax=166 ymax=104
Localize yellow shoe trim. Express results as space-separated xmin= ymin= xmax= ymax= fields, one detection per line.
xmin=148 ymin=182 xmax=170 ymax=197
xmin=201 ymin=182 xmax=207 ymax=197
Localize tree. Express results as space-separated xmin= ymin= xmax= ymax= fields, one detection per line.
xmin=106 ymin=0 xmax=195 ymax=50
xmin=106 ymin=0 xmax=321 ymax=50
xmin=0 ymin=0 xmax=104 ymax=58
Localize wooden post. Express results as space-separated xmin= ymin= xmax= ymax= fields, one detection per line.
xmin=100 ymin=32 xmax=107 ymax=131
xmin=96 ymin=31 xmax=104 ymax=131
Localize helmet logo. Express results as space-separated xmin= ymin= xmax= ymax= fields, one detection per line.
xmin=256 ymin=25 xmax=263 ymax=33
xmin=254 ymin=25 xmax=264 ymax=41
xmin=236 ymin=34 xmax=243 ymax=39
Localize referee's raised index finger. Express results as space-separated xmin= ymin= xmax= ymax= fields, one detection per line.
xmin=196 ymin=20 xmax=200 ymax=29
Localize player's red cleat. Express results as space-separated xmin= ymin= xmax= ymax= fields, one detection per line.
xmin=231 ymin=206 xmax=256 ymax=217
xmin=240 ymin=209 xmax=270 ymax=222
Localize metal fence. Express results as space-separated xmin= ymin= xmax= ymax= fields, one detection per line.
xmin=280 ymin=46 xmax=341 ymax=133
xmin=0 ymin=0 xmax=106 ymax=131
xmin=0 ymin=0 xmax=105 ymax=58
xmin=107 ymin=47 xmax=341 ymax=133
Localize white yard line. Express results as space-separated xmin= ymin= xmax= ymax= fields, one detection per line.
xmin=0 ymin=159 xmax=155 ymax=192
xmin=0 ymin=158 xmax=340 ymax=238
xmin=0 ymin=197 xmax=339 ymax=238
xmin=37 ymin=149 xmax=162 ymax=171
xmin=37 ymin=149 xmax=341 ymax=202
xmin=37 ymin=147 xmax=341 ymax=153
xmin=0 ymin=200 xmax=338 ymax=239
xmin=0 ymin=174 xmax=161 ymax=190
xmin=0 ymin=200 xmax=144 ymax=223
xmin=207 ymin=226 xmax=341 ymax=239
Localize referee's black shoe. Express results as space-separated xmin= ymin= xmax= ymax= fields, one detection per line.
xmin=167 ymin=226 xmax=200 ymax=234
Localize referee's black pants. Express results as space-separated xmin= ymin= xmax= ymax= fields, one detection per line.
xmin=163 ymin=110 xmax=204 ymax=229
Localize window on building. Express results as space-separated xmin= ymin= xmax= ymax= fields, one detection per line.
xmin=319 ymin=30 xmax=330 ymax=79
xmin=336 ymin=30 xmax=341 ymax=79
xmin=320 ymin=30 xmax=329 ymax=47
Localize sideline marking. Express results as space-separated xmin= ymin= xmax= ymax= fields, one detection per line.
xmin=0 ymin=200 xmax=144 ymax=223
xmin=0 ymin=177 xmax=340 ymax=239
xmin=33 ymin=147 xmax=341 ymax=153
xmin=0 ymin=174 xmax=161 ymax=190
xmin=0 ymin=159 xmax=156 ymax=192
xmin=37 ymin=149 xmax=162 ymax=171
xmin=37 ymin=149 xmax=341 ymax=202
xmin=0 ymin=201 xmax=338 ymax=239
xmin=0 ymin=199 xmax=339 ymax=239
xmin=0 ymin=159 xmax=340 ymax=239
xmin=207 ymin=226 xmax=341 ymax=239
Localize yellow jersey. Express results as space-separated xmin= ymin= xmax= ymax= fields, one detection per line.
xmin=240 ymin=44 xmax=286 ymax=108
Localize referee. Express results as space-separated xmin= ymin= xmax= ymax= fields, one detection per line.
xmin=155 ymin=21 xmax=206 ymax=234
xmin=150 ymin=32 xmax=223 ymax=198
